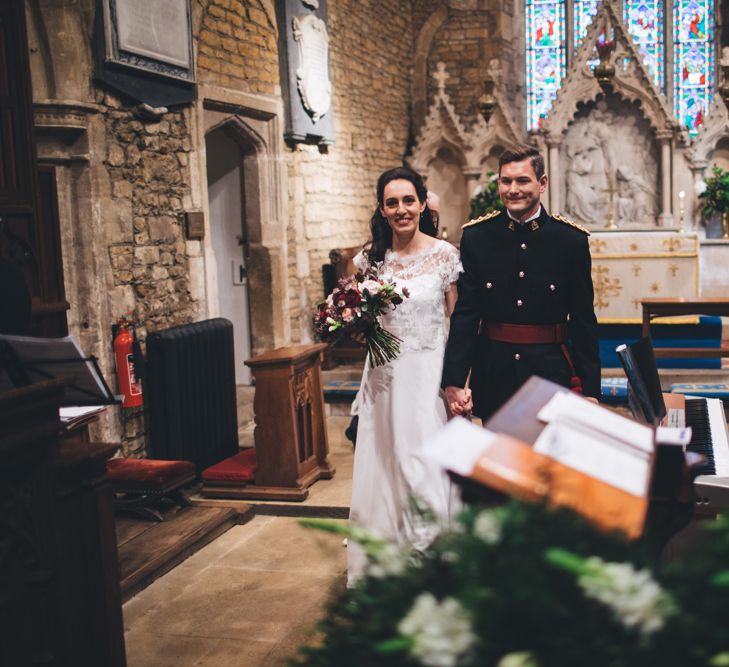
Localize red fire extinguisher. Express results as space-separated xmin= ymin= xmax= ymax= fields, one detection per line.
xmin=114 ymin=317 xmax=143 ymax=408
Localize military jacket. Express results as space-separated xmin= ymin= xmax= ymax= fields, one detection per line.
xmin=442 ymin=206 xmax=600 ymax=419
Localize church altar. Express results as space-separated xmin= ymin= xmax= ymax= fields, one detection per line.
xmin=589 ymin=231 xmax=699 ymax=323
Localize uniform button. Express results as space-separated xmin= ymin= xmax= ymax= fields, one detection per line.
xmin=520 ymin=243 xmax=527 ymax=250
xmin=550 ymin=284 xmax=556 ymax=291
xmin=517 ymin=299 xmax=523 ymax=307
xmin=519 ymin=271 xmax=525 ymax=278
xmin=486 ymin=282 xmax=493 ymax=289
xmin=514 ymin=353 xmax=521 ymax=361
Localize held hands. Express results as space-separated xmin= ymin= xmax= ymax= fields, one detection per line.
xmin=445 ymin=386 xmax=473 ymax=416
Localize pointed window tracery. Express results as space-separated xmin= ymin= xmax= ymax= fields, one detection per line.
xmin=524 ymin=0 xmax=714 ymax=134
xmin=526 ymin=0 xmax=567 ymax=130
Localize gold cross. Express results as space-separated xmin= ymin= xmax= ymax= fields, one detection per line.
xmin=601 ymin=181 xmax=619 ymax=229
xmin=590 ymin=239 xmax=608 ymax=254
xmin=591 ymin=265 xmax=622 ymax=309
xmin=669 ymin=263 xmax=679 ymax=277
xmin=632 ymin=265 xmax=642 ymax=277
xmin=662 ymin=237 xmax=682 ymax=252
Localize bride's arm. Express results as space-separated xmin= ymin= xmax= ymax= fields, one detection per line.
xmin=445 ymin=283 xmax=458 ymax=317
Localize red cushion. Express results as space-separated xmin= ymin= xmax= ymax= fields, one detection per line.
xmin=107 ymin=458 xmax=195 ymax=487
xmin=201 ymin=448 xmax=257 ymax=483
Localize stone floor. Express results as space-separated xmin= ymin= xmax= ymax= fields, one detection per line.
xmin=122 ymin=415 xmax=355 ymax=667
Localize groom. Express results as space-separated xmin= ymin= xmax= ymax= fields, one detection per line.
xmin=442 ymin=143 xmax=600 ymax=420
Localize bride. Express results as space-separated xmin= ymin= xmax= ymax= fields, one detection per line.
xmin=348 ymin=166 xmax=463 ymax=585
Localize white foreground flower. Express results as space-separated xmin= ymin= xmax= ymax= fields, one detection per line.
xmin=367 ymin=541 xmax=410 ymax=578
xmin=473 ymin=509 xmax=503 ymax=544
xmin=578 ymin=557 xmax=674 ymax=636
xmin=496 ymin=651 xmax=538 ymax=667
xmin=398 ymin=593 xmax=476 ymax=667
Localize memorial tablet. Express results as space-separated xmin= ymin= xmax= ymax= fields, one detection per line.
xmin=102 ymin=0 xmax=194 ymax=82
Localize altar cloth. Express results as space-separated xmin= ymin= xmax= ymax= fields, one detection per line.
xmin=589 ymin=231 xmax=698 ymax=323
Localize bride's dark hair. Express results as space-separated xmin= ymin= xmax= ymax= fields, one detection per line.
xmin=364 ymin=167 xmax=436 ymax=264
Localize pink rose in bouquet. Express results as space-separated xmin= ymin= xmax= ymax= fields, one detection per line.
xmin=315 ymin=267 xmax=410 ymax=367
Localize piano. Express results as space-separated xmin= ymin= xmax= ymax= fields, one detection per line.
xmin=684 ymin=395 xmax=729 ymax=509
xmin=616 ymin=336 xmax=729 ymax=511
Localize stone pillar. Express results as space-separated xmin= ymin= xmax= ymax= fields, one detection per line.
xmin=463 ymin=167 xmax=483 ymax=200
xmin=659 ymin=134 xmax=673 ymax=227
xmin=547 ymin=137 xmax=560 ymax=212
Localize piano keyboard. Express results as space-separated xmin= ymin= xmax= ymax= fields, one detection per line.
xmin=686 ymin=396 xmax=729 ymax=509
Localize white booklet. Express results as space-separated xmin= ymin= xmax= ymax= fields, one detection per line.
xmin=534 ymin=392 xmax=653 ymax=497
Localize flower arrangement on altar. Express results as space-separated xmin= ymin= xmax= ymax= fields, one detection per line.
xmin=295 ymin=501 xmax=729 ymax=667
xmin=314 ymin=267 xmax=409 ymax=367
xmin=469 ymin=172 xmax=504 ymax=220
xmin=698 ymin=166 xmax=729 ymax=238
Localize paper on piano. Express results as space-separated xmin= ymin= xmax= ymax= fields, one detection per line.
xmin=655 ymin=426 xmax=693 ymax=447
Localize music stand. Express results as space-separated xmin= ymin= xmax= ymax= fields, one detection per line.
xmin=0 ymin=334 xmax=118 ymax=406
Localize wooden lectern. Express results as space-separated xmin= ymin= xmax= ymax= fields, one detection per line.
xmin=225 ymin=343 xmax=335 ymax=501
xmin=0 ymin=380 xmax=126 ymax=666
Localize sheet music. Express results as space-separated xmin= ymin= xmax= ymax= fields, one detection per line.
xmin=537 ymin=391 xmax=654 ymax=454
xmin=534 ymin=419 xmax=651 ymax=497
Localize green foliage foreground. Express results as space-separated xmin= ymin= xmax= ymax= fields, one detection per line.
xmin=295 ymin=502 xmax=729 ymax=667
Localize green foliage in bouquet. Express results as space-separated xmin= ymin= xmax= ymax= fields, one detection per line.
xmin=699 ymin=166 xmax=729 ymax=216
xmin=469 ymin=172 xmax=504 ymax=220
xmin=294 ymin=502 xmax=729 ymax=667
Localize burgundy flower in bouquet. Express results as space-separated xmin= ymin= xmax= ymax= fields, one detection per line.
xmin=315 ymin=267 xmax=410 ymax=367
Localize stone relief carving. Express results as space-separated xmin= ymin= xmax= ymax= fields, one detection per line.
xmin=292 ymin=15 xmax=332 ymax=123
xmin=563 ymin=101 xmax=659 ymax=227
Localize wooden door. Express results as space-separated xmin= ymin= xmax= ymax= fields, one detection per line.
xmin=0 ymin=0 xmax=67 ymax=336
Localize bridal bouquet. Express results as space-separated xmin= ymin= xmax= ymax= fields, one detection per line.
xmin=315 ymin=268 xmax=409 ymax=367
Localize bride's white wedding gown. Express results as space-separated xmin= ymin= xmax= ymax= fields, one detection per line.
xmin=348 ymin=239 xmax=462 ymax=585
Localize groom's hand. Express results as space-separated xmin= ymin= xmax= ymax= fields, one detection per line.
xmin=445 ymin=386 xmax=473 ymax=416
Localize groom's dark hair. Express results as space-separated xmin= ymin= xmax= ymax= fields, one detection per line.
xmin=499 ymin=143 xmax=545 ymax=179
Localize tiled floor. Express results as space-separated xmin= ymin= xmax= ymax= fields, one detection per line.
xmin=123 ymin=416 xmax=354 ymax=667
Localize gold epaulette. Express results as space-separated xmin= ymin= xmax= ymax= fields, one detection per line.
xmin=462 ymin=209 xmax=500 ymax=229
xmin=553 ymin=212 xmax=590 ymax=235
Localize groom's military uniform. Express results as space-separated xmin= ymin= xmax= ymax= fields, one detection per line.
xmin=442 ymin=206 xmax=600 ymax=420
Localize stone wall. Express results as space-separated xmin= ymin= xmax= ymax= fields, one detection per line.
xmin=103 ymin=97 xmax=196 ymax=338
xmin=196 ymin=0 xmax=280 ymax=96
xmin=423 ymin=2 xmax=525 ymax=129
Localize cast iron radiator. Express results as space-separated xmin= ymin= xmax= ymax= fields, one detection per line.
xmin=145 ymin=318 xmax=239 ymax=473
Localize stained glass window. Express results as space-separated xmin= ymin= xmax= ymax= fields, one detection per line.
xmin=574 ymin=0 xmax=599 ymax=45
xmin=624 ymin=0 xmax=665 ymax=91
xmin=525 ymin=0 xmax=715 ymax=134
xmin=674 ymin=0 xmax=714 ymax=135
xmin=526 ymin=0 xmax=567 ymax=130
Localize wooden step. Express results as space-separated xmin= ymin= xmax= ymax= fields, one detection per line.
xmin=116 ymin=503 xmax=252 ymax=602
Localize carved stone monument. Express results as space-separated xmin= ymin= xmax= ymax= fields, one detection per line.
xmin=563 ymin=99 xmax=660 ymax=228
xmin=277 ymin=0 xmax=335 ymax=144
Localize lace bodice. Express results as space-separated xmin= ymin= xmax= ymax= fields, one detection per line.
xmin=355 ymin=240 xmax=462 ymax=353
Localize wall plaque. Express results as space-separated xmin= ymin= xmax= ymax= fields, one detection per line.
xmin=277 ymin=0 xmax=335 ymax=145
xmin=292 ymin=15 xmax=332 ymax=123
xmin=102 ymin=0 xmax=195 ymax=83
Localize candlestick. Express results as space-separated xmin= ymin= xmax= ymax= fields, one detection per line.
xmin=678 ymin=190 xmax=685 ymax=233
